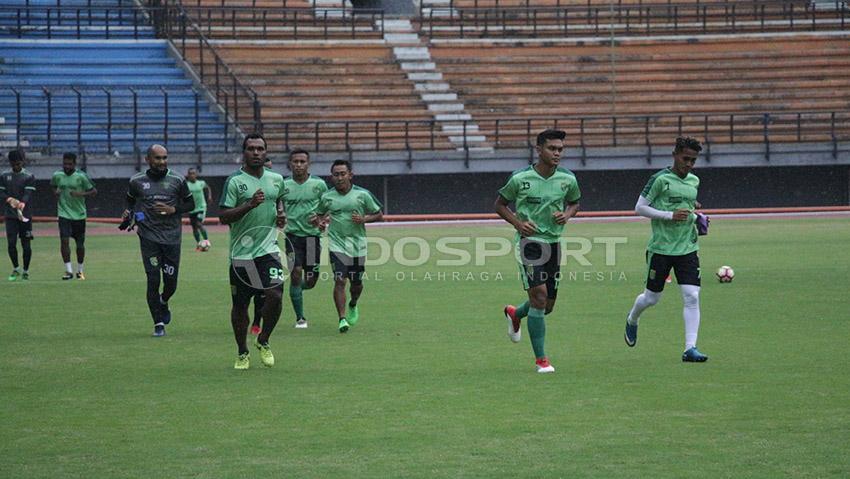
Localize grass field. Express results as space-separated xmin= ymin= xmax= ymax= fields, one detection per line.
xmin=2 ymin=217 xmax=849 ymax=478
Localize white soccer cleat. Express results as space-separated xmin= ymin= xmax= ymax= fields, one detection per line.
xmin=535 ymin=357 xmax=555 ymax=373
xmin=294 ymin=318 xmax=308 ymax=329
xmin=504 ymin=305 xmax=521 ymax=343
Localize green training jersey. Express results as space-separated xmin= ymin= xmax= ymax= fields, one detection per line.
xmin=220 ymin=168 xmax=285 ymax=260
xmin=187 ymin=179 xmax=208 ymax=214
xmin=315 ymin=185 xmax=382 ymax=258
xmin=50 ymin=169 xmax=95 ymax=220
xmin=498 ymin=165 xmax=581 ymax=243
xmin=641 ymin=167 xmax=700 ymax=256
xmin=281 ymin=175 xmax=328 ymax=237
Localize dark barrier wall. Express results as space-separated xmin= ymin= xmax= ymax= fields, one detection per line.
xmin=24 ymin=165 xmax=850 ymax=217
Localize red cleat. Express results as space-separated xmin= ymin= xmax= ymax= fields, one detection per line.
xmin=535 ymin=357 xmax=555 ymax=373
xmin=504 ymin=305 xmax=521 ymax=343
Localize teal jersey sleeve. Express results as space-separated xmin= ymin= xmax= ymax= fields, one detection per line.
xmin=50 ymin=171 xmax=60 ymax=188
xmin=362 ymin=189 xmax=382 ymax=213
xmin=315 ymin=193 xmax=330 ymax=215
xmin=220 ymin=174 xmax=240 ymax=208
xmin=565 ymin=178 xmax=581 ymax=203
xmin=498 ymin=174 xmax=518 ymax=202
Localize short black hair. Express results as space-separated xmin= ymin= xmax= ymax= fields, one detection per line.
xmin=331 ymin=159 xmax=352 ymax=172
xmin=536 ymin=129 xmax=567 ymax=147
xmin=674 ymin=137 xmax=702 ymax=153
xmin=8 ymin=149 xmax=25 ymax=163
xmin=187 ymin=167 xmax=197 ymax=174
xmin=63 ymin=152 xmax=77 ymax=162
xmin=242 ymin=132 xmax=266 ymax=151
xmin=289 ymin=148 xmax=310 ymax=160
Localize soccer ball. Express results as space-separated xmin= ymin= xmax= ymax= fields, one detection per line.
xmin=716 ymin=265 xmax=734 ymax=283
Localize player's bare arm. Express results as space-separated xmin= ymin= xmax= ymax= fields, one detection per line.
xmin=220 ymin=188 xmax=264 ymax=225
xmin=351 ymin=211 xmax=383 ymax=224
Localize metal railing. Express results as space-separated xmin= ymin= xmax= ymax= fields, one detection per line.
xmin=260 ymin=110 xmax=849 ymax=159
xmin=177 ymin=6 xmax=385 ymax=40
xmin=143 ymin=2 xmax=263 ymax=135
xmin=0 ymin=5 xmax=155 ymax=39
xmin=419 ymin=1 xmax=850 ymax=37
xmin=1 ymin=86 xmax=239 ymax=165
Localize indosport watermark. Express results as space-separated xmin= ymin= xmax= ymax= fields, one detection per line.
xmin=230 ymin=226 xmax=630 ymax=290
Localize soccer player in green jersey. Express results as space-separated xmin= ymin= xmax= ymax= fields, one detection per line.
xmin=279 ymin=149 xmax=328 ymax=329
xmin=311 ymin=160 xmax=382 ymax=333
xmin=495 ymin=129 xmax=581 ymax=373
xmin=51 ymin=153 xmax=97 ymax=280
xmin=186 ymin=167 xmax=212 ymax=252
xmin=624 ymin=137 xmax=709 ymax=363
xmin=220 ymin=133 xmax=287 ymax=369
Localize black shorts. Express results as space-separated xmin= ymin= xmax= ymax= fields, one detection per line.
xmin=230 ymin=253 xmax=285 ymax=307
xmin=645 ymin=250 xmax=701 ymax=292
xmin=285 ymin=234 xmax=321 ymax=272
xmin=5 ymin=217 xmax=33 ymax=241
xmin=329 ymin=251 xmax=365 ymax=284
xmin=139 ymin=236 xmax=181 ymax=278
xmin=516 ymin=239 xmax=561 ymax=299
xmin=58 ymin=217 xmax=86 ymax=241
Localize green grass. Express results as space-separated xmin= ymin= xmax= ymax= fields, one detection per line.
xmin=2 ymin=217 xmax=849 ymax=478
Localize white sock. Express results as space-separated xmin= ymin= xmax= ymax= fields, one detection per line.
xmin=77 ymin=263 xmax=84 ymax=273
xmin=681 ymin=285 xmax=701 ymax=349
xmin=628 ymin=289 xmax=662 ymax=325
xmin=65 ymin=262 xmax=73 ymax=274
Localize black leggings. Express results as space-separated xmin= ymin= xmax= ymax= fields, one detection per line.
xmin=7 ymin=237 xmax=31 ymax=270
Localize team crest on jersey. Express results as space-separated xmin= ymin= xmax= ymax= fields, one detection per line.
xmin=149 ymin=257 xmax=158 ymax=267
xmin=560 ymin=182 xmax=568 ymax=192
xmin=313 ymin=185 xmax=324 ymax=194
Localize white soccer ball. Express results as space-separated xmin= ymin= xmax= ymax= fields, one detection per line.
xmin=716 ymin=265 xmax=735 ymax=283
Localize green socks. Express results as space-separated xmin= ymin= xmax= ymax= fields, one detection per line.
xmin=515 ymin=301 xmax=530 ymax=320
xmin=527 ymin=307 xmax=546 ymax=359
xmin=289 ymin=284 xmax=304 ymax=319
xmin=192 ymin=230 xmax=201 ymax=242
xmin=201 ymin=228 xmax=208 ymax=240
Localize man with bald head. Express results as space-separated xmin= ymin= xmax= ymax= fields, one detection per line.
xmin=123 ymin=144 xmax=195 ymax=337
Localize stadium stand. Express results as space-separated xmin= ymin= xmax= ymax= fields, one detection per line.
xmin=0 ymin=0 xmax=238 ymax=158
xmin=428 ymin=34 xmax=850 ymax=147
xmin=419 ymin=0 xmax=835 ymax=38
xmin=186 ymin=42 xmax=454 ymax=151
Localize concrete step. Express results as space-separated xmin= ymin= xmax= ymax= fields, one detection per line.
xmin=408 ymin=72 xmax=443 ymax=81
xmin=449 ymin=135 xmax=487 ymax=143
xmin=421 ymin=93 xmax=458 ymax=102
xmin=435 ymin=113 xmax=472 ymax=122
xmin=414 ymin=82 xmax=450 ymax=92
xmin=384 ymin=33 xmax=420 ymax=44
xmin=383 ymin=19 xmax=414 ymax=32
xmin=441 ymin=123 xmax=480 ymax=133
xmin=428 ymin=102 xmax=465 ymax=112
xmin=393 ymin=47 xmax=431 ymax=60
xmin=401 ymin=61 xmax=436 ymax=71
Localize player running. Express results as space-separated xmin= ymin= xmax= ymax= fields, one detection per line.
xmin=123 ymin=144 xmax=195 ymax=337
xmin=495 ymin=129 xmax=581 ymax=374
xmin=278 ymin=149 xmax=328 ymax=329
xmin=219 ymin=133 xmax=287 ymax=369
xmin=51 ymin=152 xmax=97 ymax=280
xmin=1 ymin=150 xmax=36 ymax=281
xmin=186 ymin=167 xmax=212 ymax=251
xmin=311 ymin=160 xmax=382 ymax=333
xmin=624 ymin=137 xmax=709 ymax=363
